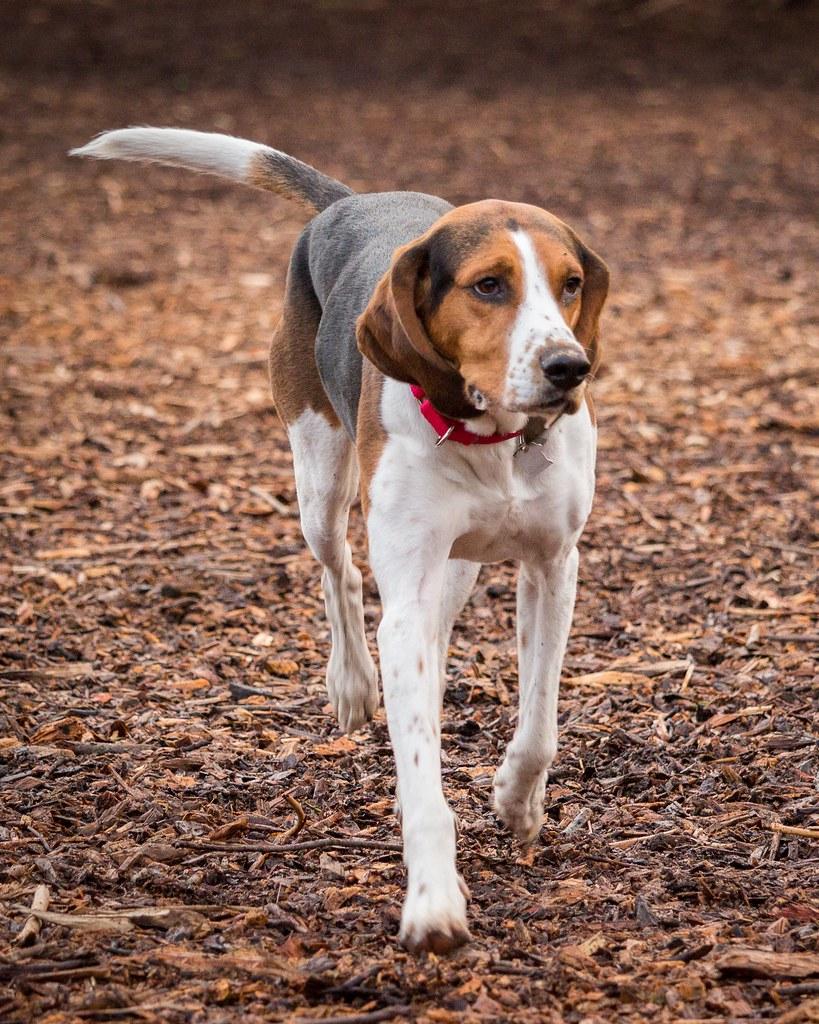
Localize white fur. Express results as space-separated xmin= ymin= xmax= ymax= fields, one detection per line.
xmin=503 ymin=229 xmax=584 ymax=410
xmin=71 ymin=128 xmax=268 ymax=186
xmin=359 ymin=378 xmax=596 ymax=949
xmin=287 ymin=409 xmax=378 ymax=733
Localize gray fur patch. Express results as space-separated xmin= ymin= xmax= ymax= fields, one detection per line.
xmin=288 ymin=192 xmax=453 ymax=438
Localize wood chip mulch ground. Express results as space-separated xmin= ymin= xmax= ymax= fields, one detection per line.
xmin=1 ymin=2 xmax=817 ymax=1021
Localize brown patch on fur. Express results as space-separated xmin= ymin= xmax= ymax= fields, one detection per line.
xmin=247 ymin=152 xmax=304 ymax=203
xmin=424 ymin=230 xmax=521 ymax=402
xmin=268 ymin=247 xmax=340 ymax=430
xmin=356 ymin=360 xmax=387 ymax=518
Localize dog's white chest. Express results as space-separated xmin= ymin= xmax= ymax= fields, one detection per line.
xmin=450 ymin=442 xmax=594 ymax=562
xmin=372 ymin=380 xmax=597 ymax=567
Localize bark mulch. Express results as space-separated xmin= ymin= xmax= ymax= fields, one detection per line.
xmin=1 ymin=2 xmax=817 ymax=1021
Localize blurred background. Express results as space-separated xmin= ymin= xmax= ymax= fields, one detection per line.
xmin=2 ymin=0 xmax=817 ymax=268
xmin=1 ymin=4 xmax=817 ymax=1021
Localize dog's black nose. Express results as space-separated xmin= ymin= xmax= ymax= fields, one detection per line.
xmin=541 ymin=353 xmax=591 ymax=391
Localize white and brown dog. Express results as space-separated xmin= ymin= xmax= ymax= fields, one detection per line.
xmin=73 ymin=128 xmax=609 ymax=953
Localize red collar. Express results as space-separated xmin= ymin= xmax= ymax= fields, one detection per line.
xmin=409 ymin=385 xmax=523 ymax=446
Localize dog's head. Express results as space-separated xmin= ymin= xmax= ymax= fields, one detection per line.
xmin=356 ymin=200 xmax=608 ymax=422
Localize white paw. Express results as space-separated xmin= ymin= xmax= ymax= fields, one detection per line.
xmin=492 ymin=761 xmax=547 ymax=844
xmin=327 ymin=655 xmax=379 ymax=733
xmin=399 ymin=872 xmax=471 ymax=954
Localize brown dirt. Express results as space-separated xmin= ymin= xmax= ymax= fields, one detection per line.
xmin=1 ymin=2 xmax=817 ymax=1022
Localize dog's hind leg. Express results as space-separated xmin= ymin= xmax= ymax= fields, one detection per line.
xmin=269 ymin=240 xmax=378 ymax=734
xmin=287 ymin=410 xmax=379 ymax=733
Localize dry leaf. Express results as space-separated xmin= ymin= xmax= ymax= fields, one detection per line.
xmin=312 ymin=736 xmax=357 ymax=757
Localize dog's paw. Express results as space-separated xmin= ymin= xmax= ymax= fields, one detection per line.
xmin=492 ymin=762 xmax=547 ymax=844
xmin=399 ymin=874 xmax=470 ymax=955
xmin=334 ymin=679 xmax=378 ymax=733
xmin=327 ymin=660 xmax=379 ymax=733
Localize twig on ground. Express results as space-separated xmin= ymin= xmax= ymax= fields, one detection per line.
xmin=208 ymin=815 xmax=250 ymax=841
xmin=776 ymin=981 xmax=819 ymax=997
xmin=15 ymin=884 xmax=50 ymax=946
xmin=622 ymin=490 xmax=664 ymax=531
xmin=248 ymin=485 xmax=291 ymax=514
xmin=177 ymin=836 xmax=402 ymax=854
xmin=770 ymin=822 xmax=819 ymax=840
xmin=280 ymin=792 xmax=307 ymax=842
xmin=298 ymin=1006 xmax=411 ymax=1024
xmin=563 ymin=807 xmax=592 ymax=836
xmin=108 ymin=764 xmax=143 ymax=800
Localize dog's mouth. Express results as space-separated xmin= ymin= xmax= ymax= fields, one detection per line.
xmin=485 ymin=378 xmax=587 ymax=419
xmin=466 ymin=381 xmax=586 ymax=429
xmin=521 ymin=380 xmax=588 ymax=417
xmin=510 ymin=394 xmax=572 ymax=417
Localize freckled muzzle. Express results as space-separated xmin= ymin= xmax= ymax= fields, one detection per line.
xmin=500 ymin=338 xmax=591 ymax=413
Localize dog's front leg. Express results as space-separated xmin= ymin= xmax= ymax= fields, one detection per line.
xmin=369 ymin=521 xmax=469 ymax=953
xmin=493 ymin=548 xmax=579 ymax=842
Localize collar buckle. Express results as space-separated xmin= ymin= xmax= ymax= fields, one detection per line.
xmin=434 ymin=424 xmax=456 ymax=447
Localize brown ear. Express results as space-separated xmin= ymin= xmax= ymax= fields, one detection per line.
xmin=573 ymin=241 xmax=609 ymax=376
xmin=356 ymin=237 xmax=477 ymax=420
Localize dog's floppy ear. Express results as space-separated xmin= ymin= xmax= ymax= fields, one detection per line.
xmin=356 ymin=236 xmax=476 ymax=419
xmin=573 ymin=240 xmax=609 ymax=376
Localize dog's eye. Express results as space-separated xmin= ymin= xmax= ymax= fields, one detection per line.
xmin=563 ymin=276 xmax=583 ymax=299
xmin=472 ymin=277 xmax=503 ymax=298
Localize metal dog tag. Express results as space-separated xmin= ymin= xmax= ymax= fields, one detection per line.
xmin=514 ymin=439 xmax=553 ymax=479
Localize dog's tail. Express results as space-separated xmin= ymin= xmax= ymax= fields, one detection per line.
xmin=70 ymin=127 xmax=353 ymax=213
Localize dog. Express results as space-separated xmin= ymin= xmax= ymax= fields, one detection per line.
xmin=73 ymin=128 xmax=609 ymax=953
